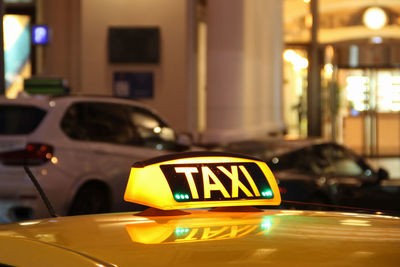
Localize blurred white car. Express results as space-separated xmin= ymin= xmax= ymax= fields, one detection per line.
xmin=0 ymin=95 xmax=192 ymax=222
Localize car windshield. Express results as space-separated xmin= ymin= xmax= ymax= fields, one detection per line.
xmin=0 ymin=105 xmax=47 ymax=135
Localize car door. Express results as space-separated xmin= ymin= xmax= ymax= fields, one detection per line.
xmin=60 ymin=102 xmax=169 ymax=212
xmin=268 ymin=148 xmax=322 ymax=203
xmin=309 ymin=143 xmax=391 ymax=210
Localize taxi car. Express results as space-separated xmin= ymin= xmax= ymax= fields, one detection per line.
xmin=0 ymin=95 xmax=192 ymax=223
xmin=0 ymin=151 xmax=400 ymax=266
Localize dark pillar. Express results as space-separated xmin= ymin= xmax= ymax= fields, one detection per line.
xmin=307 ymin=0 xmax=321 ymax=137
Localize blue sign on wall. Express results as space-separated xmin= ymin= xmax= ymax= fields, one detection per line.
xmin=32 ymin=25 xmax=49 ymax=45
xmin=113 ymin=72 xmax=154 ymax=99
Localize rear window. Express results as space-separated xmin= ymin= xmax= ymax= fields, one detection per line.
xmin=0 ymin=105 xmax=47 ymax=135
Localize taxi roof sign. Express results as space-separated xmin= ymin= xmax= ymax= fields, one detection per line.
xmin=124 ymin=152 xmax=281 ymax=210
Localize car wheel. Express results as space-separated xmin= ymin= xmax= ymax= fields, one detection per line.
xmin=68 ymin=182 xmax=111 ymax=216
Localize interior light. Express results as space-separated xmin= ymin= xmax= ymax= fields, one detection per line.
xmin=363 ymin=7 xmax=387 ymax=30
xmin=371 ymin=36 xmax=383 ymax=44
xmin=283 ymin=49 xmax=296 ymax=62
xmin=153 ymin=126 xmax=161 ymax=133
xmin=324 ymin=64 xmax=334 ymax=78
xmin=304 ymin=14 xmax=313 ymax=28
xmin=284 ymin=50 xmax=308 ymax=71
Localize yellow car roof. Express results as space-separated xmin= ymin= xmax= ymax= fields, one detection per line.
xmin=1 ymin=210 xmax=400 ymax=266
xmin=2 ymin=152 xmax=399 ymax=266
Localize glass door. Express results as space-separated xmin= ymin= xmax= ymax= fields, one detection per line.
xmin=335 ymin=68 xmax=400 ymax=156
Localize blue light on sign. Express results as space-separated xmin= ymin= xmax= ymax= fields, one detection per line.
xmin=32 ymin=25 xmax=49 ymax=45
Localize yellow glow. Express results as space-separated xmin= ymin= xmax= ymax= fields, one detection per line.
xmin=283 ymin=49 xmax=296 ymax=62
xmin=126 ymin=216 xmax=280 ymax=244
xmin=51 ymin=157 xmax=58 ymax=164
xmin=283 ymin=49 xmax=308 ymax=71
xmin=124 ymin=154 xmax=281 ymax=210
xmin=304 ymin=13 xmax=313 ymax=28
xmin=363 ymin=7 xmax=387 ymax=30
xmin=3 ymin=15 xmax=29 ymax=51
xmin=340 ymin=219 xmax=371 ymax=227
xmin=239 ymin=166 xmax=261 ymax=197
xmin=18 ymin=221 xmax=40 ymax=226
xmin=324 ymin=63 xmax=333 ymax=79
xmin=346 ymin=75 xmax=369 ymax=111
xmin=153 ymin=127 xmax=161 ymax=133
xmin=218 ymin=166 xmax=253 ymax=198
xmin=202 ymin=166 xmax=230 ymax=199
xmin=5 ymin=61 xmax=31 ymax=99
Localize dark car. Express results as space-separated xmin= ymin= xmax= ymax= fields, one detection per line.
xmin=216 ymin=139 xmax=400 ymax=214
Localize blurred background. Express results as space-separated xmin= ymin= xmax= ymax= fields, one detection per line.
xmin=3 ymin=0 xmax=399 ymax=174
xmin=0 ymin=0 xmax=399 ymax=219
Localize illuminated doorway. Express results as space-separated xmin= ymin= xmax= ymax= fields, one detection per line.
xmin=335 ymin=68 xmax=400 ymax=156
xmin=282 ymin=48 xmax=309 ymax=137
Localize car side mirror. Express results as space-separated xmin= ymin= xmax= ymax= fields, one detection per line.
xmin=176 ymin=132 xmax=192 ymax=147
xmin=377 ymin=168 xmax=389 ymax=181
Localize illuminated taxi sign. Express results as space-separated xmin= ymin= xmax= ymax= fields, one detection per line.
xmin=124 ymin=152 xmax=281 ymax=210
xmin=162 ymin=163 xmax=274 ymax=201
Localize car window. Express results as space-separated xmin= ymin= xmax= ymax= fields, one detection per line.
xmin=0 ymin=105 xmax=46 ymax=135
xmin=311 ymin=144 xmax=365 ymax=176
xmin=268 ymin=148 xmax=313 ymax=173
xmin=61 ymin=102 xmax=140 ymax=145
xmin=128 ymin=107 xmax=177 ymax=151
xmin=60 ymin=103 xmax=87 ymax=139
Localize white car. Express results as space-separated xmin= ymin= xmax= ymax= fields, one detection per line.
xmin=0 ymin=95 xmax=192 ymax=223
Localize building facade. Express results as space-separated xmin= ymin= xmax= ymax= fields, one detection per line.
xmin=3 ymin=0 xmax=400 ymax=158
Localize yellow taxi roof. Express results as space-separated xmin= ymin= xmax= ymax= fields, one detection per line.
xmin=1 ymin=209 xmax=400 ymax=266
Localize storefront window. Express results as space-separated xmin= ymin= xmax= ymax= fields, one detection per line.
xmin=282 ymin=48 xmax=308 ymax=137
xmin=284 ymin=0 xmax=312 ymax=43
xmin=336 ymin=69 xmax=400 ymax=156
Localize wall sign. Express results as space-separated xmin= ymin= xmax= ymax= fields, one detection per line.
xmin=113 ymin=72 xmax=154 ymax=99
xmin=32 ymin=25 xmax=49 ymax=45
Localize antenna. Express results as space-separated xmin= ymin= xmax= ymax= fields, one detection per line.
xmin=23 ymin=165 xmax=58 ymax=218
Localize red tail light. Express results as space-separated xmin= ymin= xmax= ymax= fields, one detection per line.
xmin=0 ymin=143 xmax=54 ymax=166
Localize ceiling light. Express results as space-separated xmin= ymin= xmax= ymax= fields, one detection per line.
xmin=363 ymin=7 xmax=388 ymax=30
